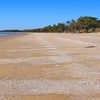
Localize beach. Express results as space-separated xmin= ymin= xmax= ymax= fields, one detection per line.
xmin=0 ymin=32 xmax=100 ymax=100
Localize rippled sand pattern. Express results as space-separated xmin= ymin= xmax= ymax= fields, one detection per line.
xmin=0 ymin=33 xmax=100 ymax=100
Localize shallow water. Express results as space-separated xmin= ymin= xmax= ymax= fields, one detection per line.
xmin=0 ymin=32 xmax=21 ymax=36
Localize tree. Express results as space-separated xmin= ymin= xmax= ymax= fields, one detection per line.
xmin=77 ymin=16 xmax=98 ymax=32
xmin=56 ymin=23 xmax=66 ymax=33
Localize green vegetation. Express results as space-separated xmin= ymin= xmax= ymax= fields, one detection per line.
xmin=36 ymin=16 xmax=100 ymax=33
xmin=0 ymin=16 xmax=100 ymax=33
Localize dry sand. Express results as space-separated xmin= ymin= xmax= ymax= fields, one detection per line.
xmin=0 ymin=33 xmax=100 ymax=100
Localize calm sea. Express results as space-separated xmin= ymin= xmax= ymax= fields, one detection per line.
xmin=0 ymin=32 xmax=22 ymax=37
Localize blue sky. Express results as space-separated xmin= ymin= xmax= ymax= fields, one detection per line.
xmin=0 ymin=0 xmax=100 ymax=30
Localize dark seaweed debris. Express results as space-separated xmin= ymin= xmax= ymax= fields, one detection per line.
xmin=85 ymin=46 xmax=96 ymax=48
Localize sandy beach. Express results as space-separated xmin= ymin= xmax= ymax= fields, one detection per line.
xmin=0 ymin=32 xmax=100 ymax=100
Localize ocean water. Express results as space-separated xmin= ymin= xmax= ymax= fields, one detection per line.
xmin=0 ymin=32 xmax=21 ymax=37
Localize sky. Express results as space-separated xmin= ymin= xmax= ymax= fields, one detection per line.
xmin=0 ymin=0 xmax=100 ymax=30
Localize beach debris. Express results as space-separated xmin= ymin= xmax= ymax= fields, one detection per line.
xmin=76 ymin=53 xmax=80 ymax=55
xmin=85 ymin=46 xmax=96 ymax=48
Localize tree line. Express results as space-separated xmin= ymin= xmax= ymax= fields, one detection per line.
xmin=30 ymin=16 xmax=100 ymax=33
xmin=1 ymin=16 xmax=100 ymax=33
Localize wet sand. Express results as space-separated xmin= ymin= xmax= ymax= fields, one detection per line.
xmin=0 ymin=33 xmax=100 ymax=100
